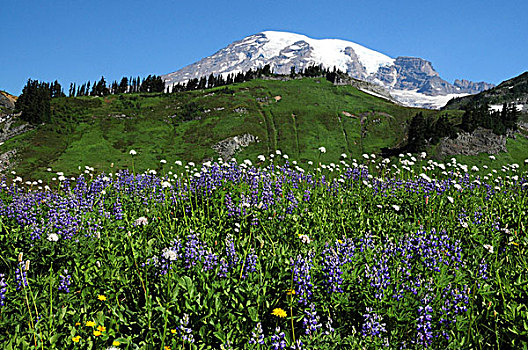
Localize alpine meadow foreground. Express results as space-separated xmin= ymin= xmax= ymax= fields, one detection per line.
xmin=0 ymin=152 xmax=527 ymax=349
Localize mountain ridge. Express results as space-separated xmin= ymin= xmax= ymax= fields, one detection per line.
xmin=162 ymin=31 xmax=494 ymax=109
xmin=443 ymin=71 xmax=528 ymax=112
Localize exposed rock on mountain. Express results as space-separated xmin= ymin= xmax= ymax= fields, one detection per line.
xmin=444 ymin=71 xmax=528 ymax=112
xmin=0 ymin=91 xmax=17 ymax=110
xmin=437 ymin=127 xmax=513 ymax=156
xmin=163 ymin=31 xmax=494 ymax=109
xmin=211 ymin=133 xmax=258 ymax=160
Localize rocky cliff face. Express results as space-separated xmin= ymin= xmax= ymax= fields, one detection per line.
xmin=453 ymin=79 xmax=495 ymax=94
xmin=163 ymin=31 xmax=494 ymax=109
xmin=0 ymin=91 xmax=16 ymax=110
xmin=437 ymin=127 xmax=518 ymax=157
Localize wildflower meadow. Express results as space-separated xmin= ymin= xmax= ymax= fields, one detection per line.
xmin=0 ymin=150 xmax=527 ymax=349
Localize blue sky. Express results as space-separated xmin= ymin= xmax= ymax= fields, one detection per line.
xmin=1 ymin=0 xmax=527 ymax=94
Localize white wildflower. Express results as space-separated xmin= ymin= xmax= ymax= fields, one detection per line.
xmin=318 ymin=146 xmax=326 ymax=153
xmin=162 ymin=249 xmax=179 ymax=261
xmin=392 ymin=205 xmax=400 ymax=211
xmin=341 ymin=153 xmax=347 ymax=158
xmin=419 ymin=173 xmax=432 ymax=182
xmin=161 ymin=181 xmax=172 ymax=189
xmin=362 ymin=154 xmax=369 ymax=159
xmin=129 ymin=149 xmax=137 ymax=155
xmin=160 ymin=159 xmax=167 ymax=164
xmin=47 ymin=233 xmax=59 ymax=242
xmin=298 ymin=234 xmax=311 ymax=244
xmin=483 ymin=244 xmax=494 ymax=254
xmin=447 ymin=196 xmax=454 ymax=204
xmin=257 ymin=155 xmax=266 ymax=162
xmin=134 ymin=217 xmax=148 ymax=226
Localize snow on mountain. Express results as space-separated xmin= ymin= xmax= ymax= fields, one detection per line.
xmin=258 ymin=31 xmax=394 ymax=75
xmin=162 ymin=31 xmax=493 ymax=109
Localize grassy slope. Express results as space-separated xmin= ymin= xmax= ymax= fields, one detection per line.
xmin=0 ymin=78 xmax=522 ymax=180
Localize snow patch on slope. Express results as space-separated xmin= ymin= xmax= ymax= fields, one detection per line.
xmin=390 ymin=89 xmax=470 ymax=110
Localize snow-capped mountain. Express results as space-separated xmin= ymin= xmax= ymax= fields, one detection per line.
xmin=162 ymin=31 xmax=494 ymax=109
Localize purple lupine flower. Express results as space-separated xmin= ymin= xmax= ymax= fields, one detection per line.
xmin=290 ymin=339 xmax=304 ymax=350
xmin=478 ymin=258 xmax=488 ymax=280
xmin=249 ymin=322 xmax=265 ymax=345
xmin=324 ymin=316 xmax=335 ymax=335
xmin=416 ymin=302 xmax=434 ymax=348
xmin=218 ymin=235 xmax=239 ymax=277
xmin=183 ymin=233 xmax=207 ymax=268
xmin=302 ymin=303 xmax=322 ymax=335
xmin=15 ymin=261 xmax=28 ymax=290
xmin=291 ymin=253 xmax=314 ymax=304
xmin=172 ymin=313 xmax=194 ymax=343
xmin=58 ymin=269 xmax=71 ymax=293
xmin=270 ymin=327 xmax=287 ymax=349
xmin=241 ymin=249 xmax=258 ymax=278
xmin=361 ymin=307 xmax=386 ymax=338
xmin=0 ymin=274 xmax=7 ymax=306
xmin=202 ymin=250 xmax=218 ymax=271
xmin=320 ymin=238 xmax=354 ymax=294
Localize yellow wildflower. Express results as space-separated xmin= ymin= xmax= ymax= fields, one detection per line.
xmin=98 ymin=295 xmax=107 ymax=301
xmin=93 ymin=330 xmax=102 ymax=337
xmin=75 ymin=322 xmax=81 ymax=326
xmin=171 ymin=329 xmax=177 ymax=334
xmin=97 ymin=325 xmax=106 ymax=332
xmin=113 ymin=340 xmax=121 ymax=346
xmin=271 ymin=308 xmax=287 ymax=318
xmin=72 ymin=335 xmax=81 ymax=343
xmin=286 ymin=289 xmax=296 ymax=295
xmin=86 ymin=321 xmax=96 ymax=327
xmin=164 ymin=347 xmax=171 ymax=350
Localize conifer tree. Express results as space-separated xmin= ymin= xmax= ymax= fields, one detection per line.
xmin=16 ymin=79 xmax=51 ymax=124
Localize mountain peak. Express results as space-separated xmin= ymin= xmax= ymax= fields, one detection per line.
xmin=162 ymin=31 xmax=493 ymax=109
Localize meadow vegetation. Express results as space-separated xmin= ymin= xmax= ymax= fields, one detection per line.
xmin=0 ymin=150 xmax=527 ymax=349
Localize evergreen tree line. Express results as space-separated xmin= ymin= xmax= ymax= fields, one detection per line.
xmin=460 ymin=102 xmax=519 ymax=135
xmin=169 ymin=64 xmax=346 ymax=92
xmin=15 ymin=79 xmax=53 ymax=124
xmin=381 ymin=112 xmax=457 ymax=156
xmin=406 ymin=112 xmax=458 ymax=153
xmin=383 ymin=103 xmax=520 ymax=156
xmin=69 ymin=75 xmax=165 ymax=97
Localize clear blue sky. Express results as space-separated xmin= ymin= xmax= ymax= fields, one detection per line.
xmin=1 ymin=0 xmax=527 ymax=94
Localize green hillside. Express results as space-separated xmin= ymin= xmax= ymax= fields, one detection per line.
xmin=1 ymin=77 xmax=524 ymax=181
